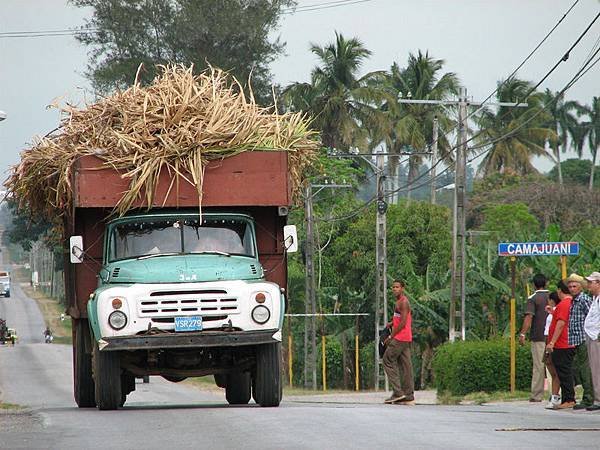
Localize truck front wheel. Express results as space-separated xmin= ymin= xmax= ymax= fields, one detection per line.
xmin=92 ymin=341 xmax=122 ymax=410
xmin=225 ymin=372 xmax=251 ymax=405
xmin=73 ymin=320 xmax=95 ymax=408
xmin=253 ymin=343 xmax=282 ymax=407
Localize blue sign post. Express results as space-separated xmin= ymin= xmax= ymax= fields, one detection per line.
xmin=497 ymin=241 xmax=579 ymax=393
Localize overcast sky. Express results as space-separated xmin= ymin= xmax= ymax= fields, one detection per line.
xmin=1 ymin=0 xmax=599 ymax=181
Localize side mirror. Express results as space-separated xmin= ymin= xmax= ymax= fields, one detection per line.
xmin=283 ymin=225 xmax=298 ymax=253
xmin=70 ymin=236 xmax=84 ymax=264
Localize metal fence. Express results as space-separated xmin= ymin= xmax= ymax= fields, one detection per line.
xmin=29 ymin=241 xmax=65 ymax=304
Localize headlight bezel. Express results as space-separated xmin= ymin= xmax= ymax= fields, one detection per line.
xmin=251 ymin=305 xmax=270 ymax=324
xmin=108 ymin=310 xmax=128 ymax=330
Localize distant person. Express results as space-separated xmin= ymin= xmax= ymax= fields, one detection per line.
xmin=547 ymin=280 xmax=576 ymax=409
xmin=382 ymin=280 xmax=414 ymax=405
xmin=583 ymin=272 xmax=600 ymax=411
xmin=566 ymin=273 xmax=594 ymax=409
xmin=544 ymin=291 xmax=561 ymax=409
xmin=518 ymin=273 xmax=549 ymax=402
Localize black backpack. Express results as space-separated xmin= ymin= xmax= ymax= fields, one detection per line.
xmin=378 ymin=326 xmax=391 ymax=358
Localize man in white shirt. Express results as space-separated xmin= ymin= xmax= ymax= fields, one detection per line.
xmin=583 ymin=272 xmax=600 ymax=411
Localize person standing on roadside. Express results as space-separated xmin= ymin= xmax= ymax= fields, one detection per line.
xmin=519 ymin=273 xmax=549 ymax=402
xmin=547 ymin=280 xmax=576 ymax=409
xmin=566 ymin=273 xmax=594 ymax=409
xmin=544 ymin=292 xmax=561 ymax=409
xmin=583 ymin=272 xmax=600 ymax=411
xmin=383 ymin=280 xmax=414 ymax=405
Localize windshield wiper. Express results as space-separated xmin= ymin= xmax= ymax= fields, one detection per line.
xmin=137 ymin=252 xmax=180 ymax=260
xmin=191 ymin=251 xmax=231 ymax=257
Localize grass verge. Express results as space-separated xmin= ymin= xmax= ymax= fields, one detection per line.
xmin=0 ymin=402 xmax=23 ymax=410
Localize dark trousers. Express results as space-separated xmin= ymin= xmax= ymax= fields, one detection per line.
xmin=552 ymin=347 xmax=576 ymax=403
xmin=573 ymin=343 xmax=594 ymax=406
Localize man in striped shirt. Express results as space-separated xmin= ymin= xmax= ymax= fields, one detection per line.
xmin=567 ymin=273 xmax=594 ymax=409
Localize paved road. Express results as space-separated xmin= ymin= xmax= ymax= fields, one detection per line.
xmin=1 ymin=263 xmax=600 ymax=449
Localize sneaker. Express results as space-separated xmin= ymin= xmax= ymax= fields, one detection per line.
xmin=545 ymin=395 xmax=561 ymax=409
xmin=555 ymin=401 xmax=576 ymax=410
xmin=585 ymin=404 xmax=600 ymax=411
xmin=384 ymin=393 xmax=406 ymax=404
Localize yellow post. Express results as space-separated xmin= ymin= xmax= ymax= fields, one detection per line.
xmin=355 ymin=334 xmax=360 ymax=391
xmin=510 ymin=257 xmax=516 ymax=393
xmin=560 ymin=255 xmax=567 ymax=279
xmin=526 ymin=284 xmax=531 ymax=298
xmin=322 ymin=335 xmax=327 ymax=391
xmin=288 ymin=334 xmax=293 ymax=387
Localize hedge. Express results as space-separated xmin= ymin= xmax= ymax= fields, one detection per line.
xmin=432 ymin=339 xmax=532 ymax=395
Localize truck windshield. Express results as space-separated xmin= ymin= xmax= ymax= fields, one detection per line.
xmin=109 ymin=217 xmax=255 ymax=261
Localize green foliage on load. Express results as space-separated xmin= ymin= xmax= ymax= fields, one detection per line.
xmin=432 ymin=339 xmax=532 ymax=395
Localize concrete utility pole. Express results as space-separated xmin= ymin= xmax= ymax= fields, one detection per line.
xmin=430 ymin=115 xmax=439 ymax=205
xmin=304 ymin=184 xmax=317 ymax=389
xmin=304 ymin=181 xmax=351 ymax=389
xmin=449 ymin=88 xmax=468 ymax=342
xmin=398 ymin=90 xmax=527 ymax=342
xmin=374 ymin=153 xmax=388 ymax=391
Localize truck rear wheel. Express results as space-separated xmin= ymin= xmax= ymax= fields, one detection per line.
xmin=253 ymin=343 xmax=282 ymax=407
xmin=93 ymin=341 xmax=122 ymax=410
xmin=73 ymin=320 xmax=95 ymax=408
xmin=120 ymin=374 xmax=136 ymax=407
xmin=225 ymin=372 xmax=251 ymax=405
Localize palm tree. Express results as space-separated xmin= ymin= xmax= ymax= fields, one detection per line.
xmin=381 ymin=51 xmax=460 ymax=201
xmin=283 ymin=32 xmax=387 ymax=152
xmin=540 ymin=89 xmax=580 ymax=185
xmin=476 ymin=78 xmax=554 ymax=176
xmin=578 ymin=97 xmax=600 ymax=190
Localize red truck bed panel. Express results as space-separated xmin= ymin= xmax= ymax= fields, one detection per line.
xmin=74 ymin=151 xmax=291 ymax=208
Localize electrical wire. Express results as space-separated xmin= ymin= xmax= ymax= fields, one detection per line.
xmin=411 ymin=0 xmax=584 ymax=159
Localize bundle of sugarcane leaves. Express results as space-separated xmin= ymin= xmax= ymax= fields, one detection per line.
xmin=6 ymin=65 xmax=319 ymax=220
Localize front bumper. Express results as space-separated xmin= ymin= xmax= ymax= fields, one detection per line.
xmin=98 ymin=329 xmax=281 ymax=351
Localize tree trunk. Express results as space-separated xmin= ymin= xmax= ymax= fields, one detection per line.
xmin=589 ymin=148 xmax=597 ymax=191
xmin=420 ymin=343 xmax=434 ymax=389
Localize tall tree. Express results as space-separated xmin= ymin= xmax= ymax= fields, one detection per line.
xmin=71 ymin=0 xmax=295 ymax=103
xmin=476 ymin=78 xmax=553 ymax=176
xmin=540 ymin=89 xmax=580 ymax=185
xmin=578 ymin=97 xmax=600 ymax=190
xmin=283 ymin=32 xmax=387 ymax=151
xmin=381 ymin=51 xmax=460 ymax=201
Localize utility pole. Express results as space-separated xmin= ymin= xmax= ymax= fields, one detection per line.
xmin=449 ymin=88 xmax=468 ymax=342
xmin=430 ymin=115 xmax=439 ymax=205
xmin=304 ymin=181 xmax=352 ymax=389
xmin=398 ymin=90 xmax=527 ymax=342
xmin=304 ymin=183 xmax=317 ymax=389
xmin=374 ymin=153 xmax=388 ymax=391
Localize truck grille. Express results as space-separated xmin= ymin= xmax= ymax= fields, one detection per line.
xmin=138 ymin=289 xmax=240 ymax=317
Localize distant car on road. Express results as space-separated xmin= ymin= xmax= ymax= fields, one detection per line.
xmin=0 ymin=271 xmax=10 ymax=298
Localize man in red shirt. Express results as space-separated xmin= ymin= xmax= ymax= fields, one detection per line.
xmin=383 ymin=280 xmax=414 ymax=405
xmin=547 ymin=280 xmax=576 ymax=409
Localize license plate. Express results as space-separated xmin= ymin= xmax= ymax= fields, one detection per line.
xmin=174 ymin=316 xmax=202 ymax=332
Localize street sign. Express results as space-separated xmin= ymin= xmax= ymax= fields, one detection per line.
xmin=498 ymin=241 xmax=579 ymax=257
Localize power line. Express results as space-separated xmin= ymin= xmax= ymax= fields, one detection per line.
xmin=0 ymin=0 xmax=376 ymax=38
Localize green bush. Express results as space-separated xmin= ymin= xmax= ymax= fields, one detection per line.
xmin=432 ymin=339 xmax=532 ymax=395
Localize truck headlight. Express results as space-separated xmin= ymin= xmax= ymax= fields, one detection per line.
xmin=108 ymin=311 xmax=127 ymax=330
xmin=251 ymin=305 xmax=270 ymax=324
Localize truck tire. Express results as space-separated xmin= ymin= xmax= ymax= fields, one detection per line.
xmin=225 ymin=372 xmax=251 ymax=405
xmin=254 ymin=343 xmax=282 ymax=407
xmin=93 ymin=341 xmax=121 ymax=410
xmin=73 ymin=320 xmax=95 ymax=408
xmin=5 ymin=291 xmax=9 ymax=298
xmin=214 ymin=374 xmax=227 ymax=388
xmin=120 ymin=374 xmax=136 ymax=407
